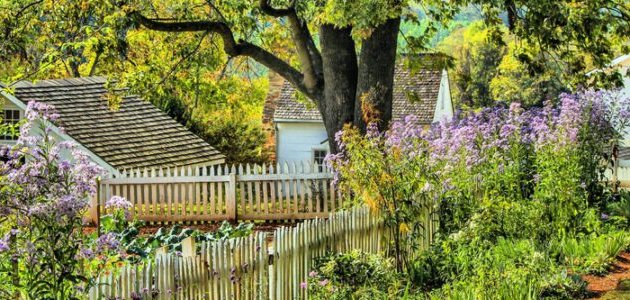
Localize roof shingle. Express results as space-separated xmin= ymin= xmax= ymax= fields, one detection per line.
xmin=268 ymin=67 xmax=443 ymax=123
xmin=13 ymin=77 xmax=225 ymax=170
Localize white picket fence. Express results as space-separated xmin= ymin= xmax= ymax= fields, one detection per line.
xmin=88 ymin=206 xmax=397 ymax=300
xmin=92 ymin=162 xmax=341 ymax=224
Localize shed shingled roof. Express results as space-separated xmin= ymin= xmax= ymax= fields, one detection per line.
xmin=13 ymin=77 xmax=225 ymax=169
xmin=268 ymin=67 xmax=443 ymax=123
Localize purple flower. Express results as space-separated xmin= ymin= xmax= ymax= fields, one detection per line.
xmin=0 ymin=235 xmax=10 ymax=253
xmin=106 ymin=196 xmax=132 ymax=210
xmin=79 ymin=247 xmax=94 ymax=259
xmin=95 ymin=233 xmax=120 ymax=253
xmin=300 ymin=282 xmax=307 ymax=289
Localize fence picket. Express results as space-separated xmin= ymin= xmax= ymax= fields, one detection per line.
xmin=88 ymin=206 xmax=430 ymax=300
xmin=98 ymin=161 xmax=345 ymax=223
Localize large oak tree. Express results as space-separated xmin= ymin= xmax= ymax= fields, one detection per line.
xmin=1 ymin=0 xmax=629 ymax=153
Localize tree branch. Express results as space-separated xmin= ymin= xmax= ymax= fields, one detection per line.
xmin=131 ymin=12 xmax=238 ymax=51
xmin=258 ymin=0 xmax=322 ymax=90
xmin=286 ymin=14 xmax=320 ymax=90
xmin=259 ymin=0 xmax=292 ymax=17
xmin=130 ymin=11 xmax=321 ymax=101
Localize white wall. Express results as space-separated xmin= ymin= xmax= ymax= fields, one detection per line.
xmin=433 ymin=69 xmax=454 ymax=123
xmin=275 ymin=121 xmax=329 ymax=165
xmin=621 ymin=72 xmax=630 ymax=147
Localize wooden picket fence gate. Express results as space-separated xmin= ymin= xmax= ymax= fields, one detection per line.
xmin=92 ymin=162 xmax=342 ymax=224
xmin=87 ymin=206 xmax=403 ymax=300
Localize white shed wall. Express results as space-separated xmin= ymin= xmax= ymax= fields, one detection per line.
xmin=275 ymin=122 xmax=329 ymax=165
xmin=433 ymin=69 xmax=454 ymax=123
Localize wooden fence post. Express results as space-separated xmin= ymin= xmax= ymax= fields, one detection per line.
xmin=227 ymin=172 xmax=238 ymax=222
xmin=181 ymin=237 xmax=196 ymax=257
xmin=95 ymin=177 xmax=101 ymax=236
xmin=155 ymin=246 xmax=169 ymax=256
xmin=613 ymin=144 xmax=619 ymax=193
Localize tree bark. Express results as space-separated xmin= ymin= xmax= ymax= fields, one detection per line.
xmin=319 ymin=25 xmax=358 ymax=154
xmin=354 ymin=17 xmax=400 ymax=133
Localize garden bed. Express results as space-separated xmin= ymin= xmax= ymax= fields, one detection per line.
xmin=83 ymin=221 xmax=286 ymax=235
xmin=585 ymin=252 xmax=630 ymax=298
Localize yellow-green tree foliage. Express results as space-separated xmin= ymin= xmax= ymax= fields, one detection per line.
xmin=0 ymin=0 xmax=271 ymax=164
xmin=438 ymin=22 xmax=506 ymax=108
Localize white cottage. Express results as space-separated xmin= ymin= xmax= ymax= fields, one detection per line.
xmin=263 ymin=66 xmax=454 ymax=165
xmin=0 ymin=77 xmax=225 ymax=175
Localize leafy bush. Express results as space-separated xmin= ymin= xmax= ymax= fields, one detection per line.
xmin=305 ymin=250 xmax=406 ymax=299
xmin=548 ymin=230 xmax=630 ymax=275
xmin=419 ymin=237 xmax=589 ymax=299
xmin=103 ymin=215 xmax=255 ymax=260
xmin=330 ymin=90 xmax=629 ymax=262
xmin=606 ymin=190 xmax=630 ymax=227
xmin=327 ymin=122 xmax=438 ymax=269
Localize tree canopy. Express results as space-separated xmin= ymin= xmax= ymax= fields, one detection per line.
xmin=0 ymin=0 xmax=628 ymax=154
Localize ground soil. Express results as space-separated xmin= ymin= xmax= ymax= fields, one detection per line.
xmin=83 ymin=221 xmax=292 ymax=236
xmin=584 ymin=252 xmax=630 ymax=298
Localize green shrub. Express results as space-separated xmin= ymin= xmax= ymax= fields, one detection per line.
xmin=306 ymin=250 xmax=407 ymax=299
xmin=548 ymin=230 xmax=630 ymax=275
xmin=606 ymin=190 xmax=630 ymax=227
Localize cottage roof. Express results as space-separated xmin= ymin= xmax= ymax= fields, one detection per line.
xmin=265 ymin=67 xmax=444 ymax=124
xmin=12 ymin=77 xmax=225 ymax=169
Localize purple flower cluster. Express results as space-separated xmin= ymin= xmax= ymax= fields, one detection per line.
xmin=105 ymin=196 xmax=133 ymax=211
xmin=95 ymin=233 xmax=120 ymax=253
xmin=0 ymin=234 xmax=10 ymax=253
xmin=395 ymin=91 xmax=622 ymax=169
xmin=1 ymin=101 xmax=104 ymax=224
xmin=0 ymin=101 xmax=107 ymax=294
xmin=328 ymin=90 xmax=628 ymax=192
xmin=25 ymin=101 xmax=60 ymax=123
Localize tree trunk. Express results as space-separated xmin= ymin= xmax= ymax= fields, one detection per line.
xmin=319 ymin=25 xmax=358 ymax=154
xmin=354 ymin=17 xmax=400 ymax=133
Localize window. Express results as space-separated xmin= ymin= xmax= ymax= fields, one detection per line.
xmin=1 ymin=110 xmax=20 ymax=140
xmin=313 ymin=149 xmax=328 ymax=172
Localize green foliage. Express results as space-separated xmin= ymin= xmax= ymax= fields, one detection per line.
xmin=306 ymin=250 xmax=406 ymax=300
xmin=418 ymin=236 xmax=591 ymax=300
xmin=190 ymin=111 xmax=271 ymax=164
xmin=437 ymin=21 xmax=506 ymax=108
xmin=108 ymin=221 xmax=255 ymax=260
xmin=606 ymin=190 xmax=630 ymax=227
xmin=456 ymin=0 xmax=629 ymax=89
xmin=548 ymin=231 xmax=630 ymax=275
xmin=328 ymin=123 xmax=438 ymax=270
xmin=438 ymin=21 xmax=568 ymax=108
xmin=490 ymin=41 xmax=567 ymax=106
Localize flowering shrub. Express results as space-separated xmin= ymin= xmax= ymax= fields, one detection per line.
xmin=328 ymin=90 xmax=629 ymax=298
xmin=0 ymin=101 xmax=110 ymax=298
xmin=326 ymin=121 xmax=438 ymax=269
xmin=330 ymin=90 xmax=629 ymax=241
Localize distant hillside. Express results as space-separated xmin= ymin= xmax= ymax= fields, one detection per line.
xmin=400 ymin=5 xmax=511 ymax=49
xmin=400 ymin=5 xmax=484 ymax=48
